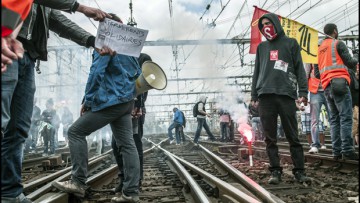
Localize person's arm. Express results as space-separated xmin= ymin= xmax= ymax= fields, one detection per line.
xmin=34 ymin=0 xmax=110 ymax=20
xmin=292 ymin=39 xmax=308 ymax=102
xmin=49 ymin=9 xmax=93 ymax=47
xmin=251 ymin=46 xmax=260 ymax=102
xmin=49 ymin=11 xmax=113 ymax=56
xmin=174 ymin=111 xmax=179 ymax=122
xmin=304 ymin=63 xmax=311 ymax=79
xmin=337 ymin=40 xmax=358 ymax=70
xmin=1 ymin=21 xmax=25 ymax=73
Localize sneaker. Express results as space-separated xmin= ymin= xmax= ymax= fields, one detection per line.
xmin=308 ymin=147 xmax=319 ymax=154
xmin=169 ymin=139 xmax=175 ymax=144
xmin=1 ymin=193 xmax=33 ymax=203
xmin=176 ymin=143 xmax=180 ymax=145
xmin=294 ymin=171 xmax=311 ymax=183
xmin=320 ymin=145 xmax=327 ymax=149
xmin=20 ymin=198 xmax=33 ymax=203
xmin=111 ymin=194 xmax=140 ymax=203
xmin=268 ymin=170 xmax=282 ymax=184
xmin=342 ymin=152 xmax=359 ymax=160
xmin=52 ymin=180 xmax=87 ymax=197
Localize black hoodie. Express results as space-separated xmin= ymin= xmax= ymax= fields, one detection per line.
xmin=251 ymin=13 xmax=308 ymax=102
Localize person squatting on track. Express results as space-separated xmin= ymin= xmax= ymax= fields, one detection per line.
xmin=251 ymin=12 xmax=311 ymax=185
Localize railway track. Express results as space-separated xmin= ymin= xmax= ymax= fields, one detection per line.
xmin=23 ymin=133 xmax=358 ymax=202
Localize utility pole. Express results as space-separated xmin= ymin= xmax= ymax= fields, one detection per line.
xmin=127 ymin=0 xmax=137 ymax=27
xmin=172 ymin=45 xmax=180 ymax=106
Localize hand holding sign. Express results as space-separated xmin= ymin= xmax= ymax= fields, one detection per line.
xmin=95 ymin=18 xmax=149 ymax=57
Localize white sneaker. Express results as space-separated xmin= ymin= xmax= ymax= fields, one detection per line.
xmin=169 ymin=139 xmax=175 ymax=144
xmin=308 ymin=147 xmax=319 ymax=154
xmin=320 ymin=145 xmax=327 ymax=149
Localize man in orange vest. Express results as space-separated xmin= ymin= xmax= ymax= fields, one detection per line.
xmin=1 ymin=0 xmax=32 ymax=73
xmin=318 ymin=23 xmax=359 ymax=160
xmin=306 ymin=62 xmax=332 ymax=154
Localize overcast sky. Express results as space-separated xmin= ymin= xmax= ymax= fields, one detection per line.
xmin=60 ymin=0 xmax=358 ymax=79
xmin=43 ymin=0 xmax=358 ymax=119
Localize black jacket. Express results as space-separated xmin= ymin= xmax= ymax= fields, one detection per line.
xmin=17 ymin=0 xmax=93 ymax=61
xmin=248 ymin=103 xmax=259 ymax=118
xmin=41 ymin=109 xmax=60 ymax=129
xmin=251 ymin=13 xmax=308 ymax=101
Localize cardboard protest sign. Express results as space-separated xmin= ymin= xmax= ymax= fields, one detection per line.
xmin=95 ymin=18 xmax=149 ymax=57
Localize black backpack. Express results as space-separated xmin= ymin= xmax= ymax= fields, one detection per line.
xmin=193 ymin=102 xmax=201 ymax=117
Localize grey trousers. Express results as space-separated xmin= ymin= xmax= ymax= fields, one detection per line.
xmin=67 ymin=101 xmax=140 ymax=195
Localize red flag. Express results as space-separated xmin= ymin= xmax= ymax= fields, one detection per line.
xmin=249 ymin=6 xmax=269 ymax=54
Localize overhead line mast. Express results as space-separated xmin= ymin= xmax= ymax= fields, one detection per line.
xmin=127 ymin=0 xmax=137 ymax=27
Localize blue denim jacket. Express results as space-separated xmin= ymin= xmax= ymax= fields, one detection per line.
xmin=174 ymin=109 xmax=184 ymax=125
xmin=84 ymin=50 xmax=141 ymax=112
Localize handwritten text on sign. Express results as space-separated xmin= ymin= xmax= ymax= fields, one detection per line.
xmin=95 ymin=18 xmax=149 ymax=57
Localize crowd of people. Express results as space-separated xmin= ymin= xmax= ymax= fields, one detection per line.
xmin=1 ymin=1 xmax=358 ymax=202
xmin=1 ymin=1 xmax=144 ymax=202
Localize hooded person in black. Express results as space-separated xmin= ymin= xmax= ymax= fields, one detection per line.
xmin=251 ymin=13 xmax=310 ymax=185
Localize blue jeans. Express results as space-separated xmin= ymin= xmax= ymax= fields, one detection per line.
xmin=251 ymin=117 xmax=263 ymax=141
xmin=220 ymin=122 xmax=229 ymax=141
xmin=112 ymin=117 xmax=144 ymax=182
xmin=1 ymin=53 xmax=35 ymax=198
xmin=68 ymin=101 xmax=140 ymax=196
xmin=310 ymin=91 xmax=332 ymax=148
xmin=174 ymin=122 xmax=182 ymax=144
xmin=168 ymin=123 xmax=175 ymax=141
xmin=324 ymin=86 xmax=354 ymax=156
xmin=193 ymin=117 xmax=215 ymax=143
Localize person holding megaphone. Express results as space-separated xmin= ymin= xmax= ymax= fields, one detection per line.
xmin=52 ymin=13 xmax=142 ymax=203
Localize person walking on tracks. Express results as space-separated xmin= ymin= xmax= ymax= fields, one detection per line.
xmin=193 ymin=96 xmax=216 ymax=144
xmin=318 ymin=23 xmax=359 ymax=160
xmin=306 ymin=62 xmax=332 ymax=153
xmin=251 ymin=12 xmax=311 ymax=185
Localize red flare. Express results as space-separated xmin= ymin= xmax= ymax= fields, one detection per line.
xmin=238 ymin=123 xmax=253 ymax=143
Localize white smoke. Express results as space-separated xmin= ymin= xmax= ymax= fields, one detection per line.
xmin=215 ymin=86 xmax=248 ymax=126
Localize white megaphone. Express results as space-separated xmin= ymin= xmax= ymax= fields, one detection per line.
xmin=135 ymin=61 xmax=167 ymax=95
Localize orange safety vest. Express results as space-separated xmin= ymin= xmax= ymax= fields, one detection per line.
xmin=308 ymin=64 xmax=321 ymax=94
xmin=318 ymin=38 xmax=350 ymax=90
xmin=1 ymin=0 xmax=32 ymax=37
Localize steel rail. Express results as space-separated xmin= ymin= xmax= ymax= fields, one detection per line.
xmin=148 ymin=140 xmax=211 ymax=203
xmin=26 ymin=151 xmax=112 ymax=201
xmin=30 ymin=146 xmax=157 ymax=203
xmin=198 ymin=143 xmax=285 ymax=203
xmin=31 ymin=162 xmax=118 ymax=203
xmin=149 ymin=139 xmax=262 ymax=203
